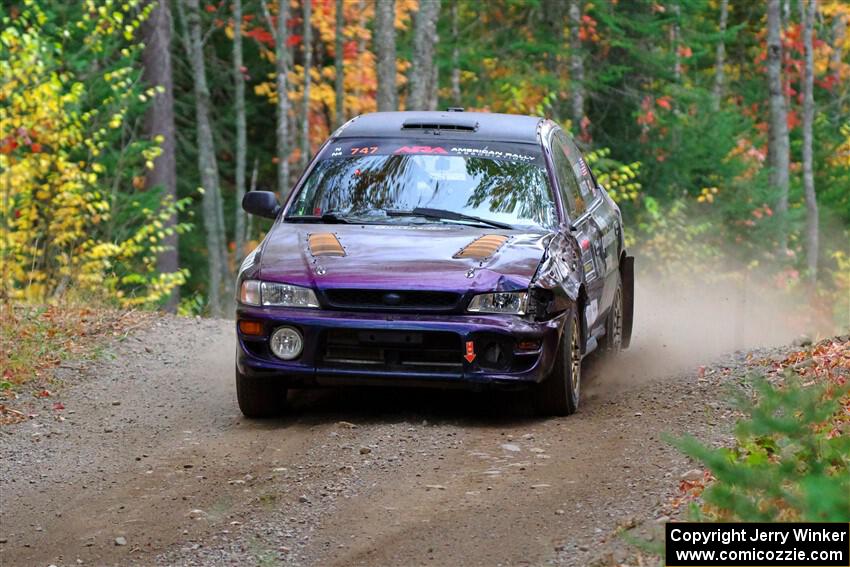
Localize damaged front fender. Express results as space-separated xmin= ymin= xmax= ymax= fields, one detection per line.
xmin=528 ymin=231 xmax=583 ymax=317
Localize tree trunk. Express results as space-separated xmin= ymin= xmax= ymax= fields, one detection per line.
xmin=712 ymin=0 xmax=729 ymax=110
xmin=767 ymin=0 xmax=790 ymax=251
xmin=428 ymin=58 xmax=439 ymax=110
xmin=801 ymin=0 xmax=819 ymax=282
xmin=142 ymin=0 xmax=179 ymax=312
xmin=831 ymin=11 xmax=846 ymax=115
xmin=408 ymin=0 xmax=440 ymax=111
xmin=276 ymin=0 xmax=291 ymax=197
xmin=233 ymin=0 xmax=247 ymax=265
xmin=450 ymin=1 xmax=460 ymax=106
xmin=182 ymin=0 xmax=227 ymax=316
xmin=334 ymin=0 xmax=345 ymax=126
xmin=375 ymin=0 xmax=397 ymax=111
xmin=302 ymin=0 xmax=313 ymax=168
xmin=568 ymin=0 xmax=585 ymax=132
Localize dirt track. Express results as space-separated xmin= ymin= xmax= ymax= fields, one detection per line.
xmin=1 ymin=288 xmax=789 ymax=566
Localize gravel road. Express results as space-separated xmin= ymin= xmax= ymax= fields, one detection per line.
xmin=1 ymin=287 xmax=798 ymax=567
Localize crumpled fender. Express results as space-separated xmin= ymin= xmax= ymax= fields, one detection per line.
xmin=529 ymin=231 xmax=582 ymax=302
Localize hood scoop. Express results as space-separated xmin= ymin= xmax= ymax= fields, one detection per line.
xmin=308 ymin=233 xmax=345 ymax=257
xmin=454 ymin=234 xmax=508 ymax=260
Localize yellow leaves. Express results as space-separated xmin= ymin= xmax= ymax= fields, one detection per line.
xmin=254 ymin=81 xmax=274 ymax=98
xmin=2 ymin=4 xmax=188 ymax=309
xmin=697 ymin=186 xmax=720 ymax=204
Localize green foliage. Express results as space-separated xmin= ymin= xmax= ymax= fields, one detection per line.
xmin=673 ymin=375 xmax=850 ymax=522
xmin=1 ymin=0 xmax=193 ymax=307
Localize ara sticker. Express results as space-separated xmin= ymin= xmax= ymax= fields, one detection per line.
xmin=394 ymin=145 xmax=449 ymax=155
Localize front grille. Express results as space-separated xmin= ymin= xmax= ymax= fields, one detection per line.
xmin=323 ymin=289 xmax=461 ymax=312
xmin=321 ymin=329 xmax=462 ymax=373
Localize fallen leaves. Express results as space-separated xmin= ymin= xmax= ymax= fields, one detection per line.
xmin=0 ymin=302 xmax=156 ymax=427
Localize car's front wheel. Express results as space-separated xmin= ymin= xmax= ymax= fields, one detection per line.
xmin=532 ymin=308 xmax=581 ymax=417
xmin=235 ymin=367 xmax=288 ymax=418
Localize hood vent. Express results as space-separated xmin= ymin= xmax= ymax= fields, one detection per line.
xmin=308 ymin=233 xmax=345 ymax=257
xmin=454 ymin=234 xmax=508 ymax=259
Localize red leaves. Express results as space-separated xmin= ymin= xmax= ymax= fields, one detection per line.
xmin=0 ymin=136 xmax=18 ymax=155
xmin=245 ymin=27 xmax=274 ymax=46
xmin=343 ymin=39 xmax=358 ymax=59
xmin=287 ymin=33 xmax=302 ymax=47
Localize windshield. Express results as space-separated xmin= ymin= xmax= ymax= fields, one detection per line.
xmin=287 ymin=139 xmax=557 ymax=229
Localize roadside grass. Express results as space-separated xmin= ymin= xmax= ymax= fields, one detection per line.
xmin=0 ymin=302 xmax=155 ymax=424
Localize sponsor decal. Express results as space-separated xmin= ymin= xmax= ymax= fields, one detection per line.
xmin=393 ymin=145 xmax=449 ymax=155
xmin=449 ymin=146 xmax=536 ymax=162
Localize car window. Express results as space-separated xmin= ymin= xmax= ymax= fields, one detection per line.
xmin=562 ymin=135 xmax=598 ymax=206
xmin=550 ymin=135 xmax=586 ymax=218
xmin=288 ymin=138 xmax=558 ymax=229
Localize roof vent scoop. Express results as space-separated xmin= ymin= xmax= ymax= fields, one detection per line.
xmin=401 ymin=116 xmax=479 ymax=133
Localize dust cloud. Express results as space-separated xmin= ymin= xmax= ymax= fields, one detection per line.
xmin=586 ymin=267 xmax=833 ymax=384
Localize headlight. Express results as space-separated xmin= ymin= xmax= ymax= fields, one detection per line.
xmin=467 ymin=291 xmax=528 ymax=315
xmin=239 ymin=280 xmax=319 ymax=308
xmin=270 ymin=326 xmax=304 ymax=360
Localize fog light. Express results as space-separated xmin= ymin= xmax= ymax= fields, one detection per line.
xmin=269 ymin=326 xmax=303 ymax=360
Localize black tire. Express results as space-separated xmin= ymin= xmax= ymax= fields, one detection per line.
xmin=600 ymin=273 xmax=624 ymax=355
xmin=532 ymin=308 xmax=581 ymax=417
xmin=235 ymin=367 xmax=288 ymax=418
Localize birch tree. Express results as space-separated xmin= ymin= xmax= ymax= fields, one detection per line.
xmin=142 ymin=0 xmax=179 ymax=311
xmin=180 ymin=0 xmax=228 ymax=316
xmin=375 ymin=0 xmax=397 ymax=111
xmin=262 ymin=0 xmax=291 ymax=195
xmin=568 ymin=0 xmax=585 ymax=130
xmin=408 ymin=0 xmax=441 ymax=111
xmin=450 ymin=1 xmax=461 ymax=106
xmin=767 ymin=0 xmax=790 ymax=250
xmin=276 ymin=0 xmax=291 ymax=196
xmin=712 ymin=0 xmax=729 ymax=110
xmin=801 ymin=0 xmax=819 ymax=281
xmin=233 ymin=0 xmax=247 ymax=264
xmin=302 ymin=0 xmax=313 ymax=168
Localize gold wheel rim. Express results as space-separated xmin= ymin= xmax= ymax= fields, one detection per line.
xmin=570 ymin=318 xmax=581 ymax=399
xmin=612 ymin=288 xmax=623 ymax=350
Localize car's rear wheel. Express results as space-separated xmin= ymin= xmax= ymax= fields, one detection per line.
xmin=235 ymin=367 xmax=287 ymax=418
xmin=532 ymin=309 xmax=581 ymax=417
xmin=600 ymin=274 xmax=624 ymax=355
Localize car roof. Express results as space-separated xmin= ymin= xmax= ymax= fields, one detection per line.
xmin=336 ymin=111 xmax=545 ymax=144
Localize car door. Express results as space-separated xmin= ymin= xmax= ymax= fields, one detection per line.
xmin=562 ymin=137 xmax=622 ymax=314
xmin=548 ymin=131 xmax=606 ymax=335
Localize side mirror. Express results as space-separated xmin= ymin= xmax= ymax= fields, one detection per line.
xmin=242 ymin=191 xmax=281 ymax=219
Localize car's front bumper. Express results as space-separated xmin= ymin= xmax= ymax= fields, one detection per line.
xmin=235 ymin=306 xmax=567 ymax=390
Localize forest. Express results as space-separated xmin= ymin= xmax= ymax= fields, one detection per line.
xmin=1 ymin=0 xmax=849 ymax=325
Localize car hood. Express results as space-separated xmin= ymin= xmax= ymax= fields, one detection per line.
xmin=256 ymin=223 xmax=552 ymax=293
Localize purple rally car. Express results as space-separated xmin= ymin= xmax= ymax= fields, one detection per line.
xmin=235 ymin=110 xmax=634 ymax=417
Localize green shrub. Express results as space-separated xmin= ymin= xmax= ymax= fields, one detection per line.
xmin=673 ymin=374 xmax=850 ymax=522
